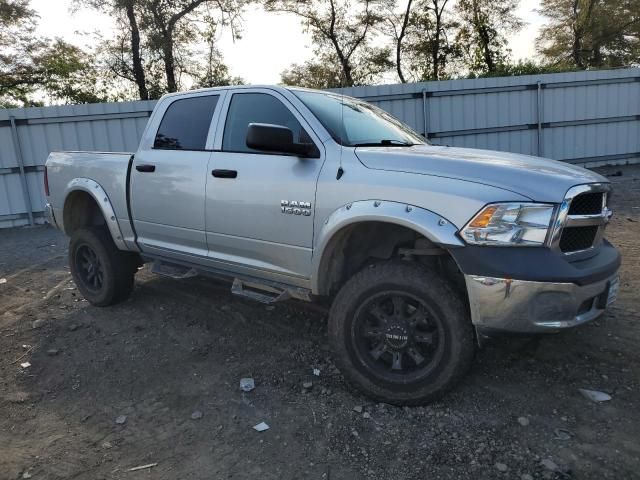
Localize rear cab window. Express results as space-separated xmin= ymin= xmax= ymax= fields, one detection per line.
xmin=154 ymin=95 xmax=219 ymax=151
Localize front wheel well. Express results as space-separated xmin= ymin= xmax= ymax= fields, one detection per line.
xmin=317 ymin=222 xmax=466 ymax=298
xmin=63 ymin=190 xmax=107 ymax=236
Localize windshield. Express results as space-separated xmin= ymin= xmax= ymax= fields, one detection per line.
xmin=293 ymin=90 xmax=427 ymax=147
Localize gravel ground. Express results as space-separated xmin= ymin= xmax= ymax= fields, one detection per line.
xmin=1 ymin=165 xmax=639 ymax=480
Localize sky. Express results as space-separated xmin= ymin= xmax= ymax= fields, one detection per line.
xmin=31 ymin=0 xmax=545 ymax=85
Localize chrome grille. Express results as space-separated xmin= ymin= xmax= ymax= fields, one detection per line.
xmin=559 ymin=225 xmax=599 ymax=252
xmin=568 ymin=192 xmax=604 ymax=215
xmin=549 ymin=184 xmax=612 ymax=256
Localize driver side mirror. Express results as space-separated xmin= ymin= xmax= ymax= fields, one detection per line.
xmin=246 ymin=123 xmax=319 ymax=158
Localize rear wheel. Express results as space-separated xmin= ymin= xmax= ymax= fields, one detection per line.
xmin=69 ymin=227 xmax=138 ymax=306
xmin=328 ymin=261 xmax=474 ymax=405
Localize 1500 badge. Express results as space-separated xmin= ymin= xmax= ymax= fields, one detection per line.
xmin=281 ymin=200 xmax=312 ymax=216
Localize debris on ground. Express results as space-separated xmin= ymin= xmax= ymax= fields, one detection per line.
xmin=127 ymin=463 xmax=158 ymax=472
xmin=239 ymin=377 xmax=255 ymax=392
xmin=20 ymin=362 xmax=31 ymax=369
xmin=540 ymin=458 xmax=560 ymax=472
xmin=115 ymin=415 xmax=127 ymax=425
xmin=12 ymin=346 xmax=34 ymax=365
xmin=553 ymin=429 xmax=572 ymax=441
xmin=253 ymin=422 xmax=269 ymax=432
xmin=46 ymin=349 xmax=60 ymax=356
xmin=191 ymin=410 xmax=203 ymax=420
xmin=495 ymin=462 xmax=508 ymax=472
xmin=313 ymin=368 xmax=320 ymax=376
xmin=32 ymin=319 xmax=46 ymax=329
xmin=517 ymin=416 xmax=530 ymax=426
xmin=579 ymin=388 xmax=612 ymax=402
xmin=353 ymin=406 xmax=363 ymax=413
xmin=0 ymin=278 xmax=6 ymax=284
xmin=363 ymin=412 xmax=371 ymax=419
xmin=302 ymin=381 xmax=313 ymax=390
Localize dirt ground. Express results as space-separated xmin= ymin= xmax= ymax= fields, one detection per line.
xmin=1 ymin=165 xmax=639 ymax=480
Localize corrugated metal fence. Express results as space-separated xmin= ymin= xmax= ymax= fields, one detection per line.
xmin=1 ymin=68 xmax=639 ymax=229
xmin=0 ymin=101 xmax=156 ymax=228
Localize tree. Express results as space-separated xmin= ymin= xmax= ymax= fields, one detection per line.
xmin=385 ymin=0 xmax=459 ymax=82
xmin=281 ymin=55 xmax=344 ymax=89
xmin=537 ymin=0 xmax=640 ymax=69
xmin=267 ymin=0 xmax=392 ymax=87
xmin=139 ymin=0 xmax=244 ymax=93
xmin=1 ymin=0 xmax=107 ymax=107
xmin=454 ymin=0 xmax=523 ymax=75
xmin=73 ymin=0 xmax=157 ymax=99
xmin=76 ymin=0 xmax=244 ymax=98
xmin=194 ymin=20 xmax=244 ymax=87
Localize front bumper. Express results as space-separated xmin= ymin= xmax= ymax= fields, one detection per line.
xmin=465 ymin=273 xmax=619 ymax=334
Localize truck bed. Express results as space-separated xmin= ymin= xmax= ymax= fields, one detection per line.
xmin=46 ymin=151 xmax=135 ymax=246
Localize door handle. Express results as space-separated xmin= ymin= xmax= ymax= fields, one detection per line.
xmin=212 ymin=169 xmax=237 ymax=179
xmin=136 ymin=164 xmax=156 ymax=173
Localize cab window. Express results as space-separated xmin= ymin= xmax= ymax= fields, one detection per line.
xmin=154 ymin=95 xmax=219 ymax=150
xmin=222 ymin=93 xmax=308 ymax=153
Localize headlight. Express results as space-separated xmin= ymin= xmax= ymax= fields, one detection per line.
xmin=460 ymin=203 xmax=556 ymax=246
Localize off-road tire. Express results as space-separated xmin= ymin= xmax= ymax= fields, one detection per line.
xmin=69 ymin=227 xmax=138 ymax=306
xmin=328 ymin=261 xmax=475 ymax=405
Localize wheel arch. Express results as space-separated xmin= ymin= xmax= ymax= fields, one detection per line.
xmin=311 ymin=200 xmax=465 ymax=296
xmin=62 ymin=178 xmax=127 ymax=250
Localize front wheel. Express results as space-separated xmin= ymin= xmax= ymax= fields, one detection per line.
xmin=328 ymin=261 xmax=475 ymax=405
xmin=69 ymin=227 xmax=138 ymax=306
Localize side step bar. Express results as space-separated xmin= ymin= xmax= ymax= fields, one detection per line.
xmin=151 ymin=260 xmax=198 ymax=279
xmin=231 ymin=279 xmax=291 ymax=304
xmin=149 ymin=258 xmax=311 ymax=304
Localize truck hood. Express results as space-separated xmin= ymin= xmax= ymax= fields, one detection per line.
xmin=355 ymin=145 xmax=608 ymax=203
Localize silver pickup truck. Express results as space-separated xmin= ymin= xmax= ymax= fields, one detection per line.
xmin=45 ymin=85 xmax=621 ymax=405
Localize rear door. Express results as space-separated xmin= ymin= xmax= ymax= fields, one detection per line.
xmin=131 ymin=92 xmax=225 ymax=258
xmin=205 ymin=88 xmax=325 ymax=283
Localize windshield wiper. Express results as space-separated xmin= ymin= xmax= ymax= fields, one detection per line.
xmin=352 ymin=139 xmax=416 ymax=147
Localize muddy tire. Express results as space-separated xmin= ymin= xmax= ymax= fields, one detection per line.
xmin=69 ymin=227 xmax=138 ymax=306
xmin=328 ymin=261 xmax=475 ymax=405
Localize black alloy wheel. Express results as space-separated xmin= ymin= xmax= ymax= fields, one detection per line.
xmin=352 ymin=291 xmax=445 ymax=383
xmin=74 ymin=243 xmax=104 ymax=292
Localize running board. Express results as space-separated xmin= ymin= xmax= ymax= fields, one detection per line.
xmin=151 ymin=260 xmax=198 ymax=279
xmin=231 ymin=278 xmax=292 ymax=304
xmin=145 ymin=256 xmax=312 ymax=303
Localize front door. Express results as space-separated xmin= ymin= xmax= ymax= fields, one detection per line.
xmin=131 ymin=92 xmax=223 ymax=258
xmin=206 ymin=89 xmax=325 ymax=282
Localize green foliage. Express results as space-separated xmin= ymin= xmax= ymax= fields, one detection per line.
xmin=401 ymin=0 xmax=461 ymax=81
xmin=0 ymin=0 xmax=108 ymax=107
xmin=454 ymin=0 xmax=523 ymax=75
xmin=75 ymin=0 xmax=245 ymax=99
xmin=280 ymin=48 xmax=391 ymax=88
xmin=266 ymin=0 xmax=393 ymax=87
xmin=537 ymin=0 xmax=640 ymax=70
xmin=467 ymin=59 xmax=571 ymax=78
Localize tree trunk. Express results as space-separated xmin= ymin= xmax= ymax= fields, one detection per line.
xmin=571 ymin=0 xmax=585 ymax=68
xmin=472 ymin=0 xmax=494 ymax=72
xmin=124 ymin=2 xmax=148 ymax=100
xmin=396 ymin=0 xmax=413 ymax=83
xmin=162 ymin=32 xmax=178 ymax=92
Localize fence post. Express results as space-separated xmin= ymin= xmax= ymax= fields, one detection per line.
xmin=9 ymin=115 xmax=34 ymax=226
xmin=422 ymin=90 xmax=429 ymax=139
xmin=536 ymin=81 xmax=543 ymax=157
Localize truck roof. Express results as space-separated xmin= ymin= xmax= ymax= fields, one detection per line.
xmin=158 ymin=85 xmax=348 ymax=101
